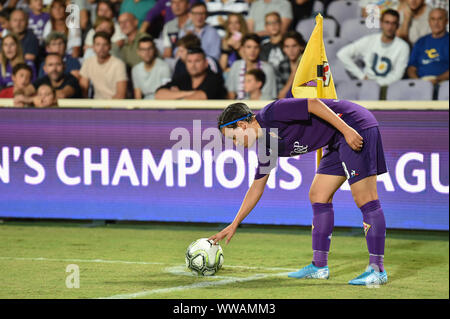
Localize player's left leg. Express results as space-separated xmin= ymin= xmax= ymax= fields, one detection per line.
xmin=348 ymin=175 xmax=388 ymax=286
xmin=336 ymin=126 xmax=388 ymax=285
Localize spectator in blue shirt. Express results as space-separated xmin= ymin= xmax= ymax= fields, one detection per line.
xmin=407 ymin=7 xmax=449 ymax=85
xmin=37 ymin=32 xmax=81 ymax=80
xmin=180 ymin=2 xmax=222 ymax=61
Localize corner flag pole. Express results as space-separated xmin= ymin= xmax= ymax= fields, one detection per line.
xmin=315 ymin=16 xmax=324 ymax=170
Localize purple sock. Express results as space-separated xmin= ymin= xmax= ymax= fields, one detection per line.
xmin=360 ymin=199 xmax=386 ymax=272
xmin=311 ymin=203 xmax=334 ymax=267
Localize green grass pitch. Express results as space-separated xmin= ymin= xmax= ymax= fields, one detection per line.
xmin=0 ymin=220 xmax=448 ymax=299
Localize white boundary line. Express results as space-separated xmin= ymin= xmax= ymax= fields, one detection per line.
xmin=98 ymin=271 xmax=291 ymax=299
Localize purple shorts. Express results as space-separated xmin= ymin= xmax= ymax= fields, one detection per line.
xmin=317 ymin=126 xmax=387 ymax=185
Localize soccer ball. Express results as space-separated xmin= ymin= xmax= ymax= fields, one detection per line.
xmin=185 ymin=238 xmax=224 ymax=276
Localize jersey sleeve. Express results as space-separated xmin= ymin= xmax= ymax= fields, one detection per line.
xmin=254 ymin=152 xmax=278 ymax=180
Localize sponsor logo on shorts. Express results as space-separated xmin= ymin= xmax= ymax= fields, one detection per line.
xmin=290 ymin=141 xmax=308 ymax=156
xmin=351 ymin=170 xmax=359 ymax=178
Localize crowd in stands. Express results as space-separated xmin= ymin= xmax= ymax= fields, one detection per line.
xmin=0 ymin=0 xmax=448 ymax=107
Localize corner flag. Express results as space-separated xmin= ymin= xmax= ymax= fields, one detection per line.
xmin=291 ymin=13 xmax=338 ymax=167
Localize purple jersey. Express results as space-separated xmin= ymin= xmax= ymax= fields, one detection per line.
xmin=254 ymin=98 xmax=379 ymax=179
xmin=28 ymin=12 xmax=50 ymax=43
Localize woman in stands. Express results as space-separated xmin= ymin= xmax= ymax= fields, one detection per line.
xmin=220 ymin=13 xmax=248 ymax=73
xmin=0 ymin=34 xmax=36 ymax=89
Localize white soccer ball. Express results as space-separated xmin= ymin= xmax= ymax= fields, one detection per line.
xmin=185 ymin=238 xmax=224 ymax=276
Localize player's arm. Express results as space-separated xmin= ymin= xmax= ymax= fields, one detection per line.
xmin=307 ymin=98 xmax=363 ymax=151
xmin=209 ymin=174 xmax=269 ymax=245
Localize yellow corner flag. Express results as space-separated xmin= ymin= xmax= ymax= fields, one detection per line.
xmin=291 ymin=13 xmax=338 ymax=168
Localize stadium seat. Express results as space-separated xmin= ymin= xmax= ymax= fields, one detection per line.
xmin=324 ymin=37 xmax=348 ymax=63
xmin=340 ymin=18 xmax=379 ymax=44
xmin=438 ymin=81 xmax=449 ymax=100
xmin=296 ymin=17 xmax=338 ymax=41
xmin=330 ymin=59 xmax=356 ymax=85
xmin=326 ymin=0 xmax=360 ymax=23
xmin=313 ymin=0 xmax=324 ymax=13
xmin=386 ymin=80 xmax=434 ymax=100
xmin=336 ymin=80 xmax=380 ymax=100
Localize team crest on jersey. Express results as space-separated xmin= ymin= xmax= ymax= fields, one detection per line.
xmin=363 ymin=222 xmax=371 ymax=236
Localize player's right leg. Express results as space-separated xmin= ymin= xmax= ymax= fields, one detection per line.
xmin=288 ymin=173 xmax=346 ymax=279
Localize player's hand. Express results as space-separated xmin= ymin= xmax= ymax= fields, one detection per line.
xmin=344 ymin=127 xmax=364 ymax=152
xmin=209 ymin=223 xmax=238 ymax=245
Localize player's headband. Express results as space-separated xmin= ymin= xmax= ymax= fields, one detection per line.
xmin=219 ymin=113 xmax=253 ymax=129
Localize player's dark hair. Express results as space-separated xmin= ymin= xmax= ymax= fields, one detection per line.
xmin=217 ymin=102 xmax=255 ymax=130
xmin=12 ymin=62 xmax=32 ymax=76
xmin=381 ymin=9 xmax=400 ymax=22
xmin=246 ymin=68 xmax=266 ymax=87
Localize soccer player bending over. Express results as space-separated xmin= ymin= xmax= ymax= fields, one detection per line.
xmin=209 ymin=98 xmax=388 ymax=286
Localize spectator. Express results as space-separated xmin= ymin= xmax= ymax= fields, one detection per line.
xmin=8 ymin=8 xmax=40 ymax=62
xmin=0 ymin=62 xmax=33 ymax=98
xmin=42 ymin=0 xmax=82 ymax=58
xmin=337 ymin=9 xmax=410 ymax=87
xmin=119 ymin=0 xmax=156 ymax=28
xmin=359 ymin=0 xmax=404 ymax=18
xmin=38 ymin=32 xmax=81 ymax=80
xmin=140 ymin=0 xmax=196 ymax=37
xmin=220 ymin=12 xmax=247 ymax=72
xmin=79 ymin=32 xmax=128 ymax=99
xmin=33 ymin=53 xmax=82 ymax=99
xmin=26 ymin=0 xmax=50 ymax=45
xmin=204 ymin=0 xmax=249 ymax=37
xmin=83 ymin=17 xmax=121 ymax=60
xmin=277 ymin=30 xmax=305 ymax=98
xmin=33 ymin=83 xmax=57 ymax=108
xmin=132 ymin=36 xmax=171 ymax=99
xmin=290 ymin=0 xmax=315 ymax=27
xmin=0 ymin=9 xmax=12 ymax=36
xmin=0 ymin=34 xmax=36 ymax=89
xmin=247 ymin=0 xmax=293 ymax=37
xmin=260 ymin=12 xmax=286 ymax=71
xmin=407 ymin=8 xmax=449 ymax=85
xmin=155 ymin=47 xmax=228 ymax=100
xmin=161 ymin=0 xmax=193 ymax=58
xmin=174 ymin=33 xmax=222 ymax=78
xmin=83 ymin=0 xmax=127 ymax=54
xmin=226 ymin=33 xmax=277 ymax=99
xmin=181 ymin=2 xmax=221 ymax=61
xmin=69 ymin=0 xmax=92 ymax=33
xmin=397 ymin=0 xmax=432 ymax=45
xmin=244 ymin=68 xmax=272 ymax=99
xmin=118 ymin=12 xmax=151 ymax=68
